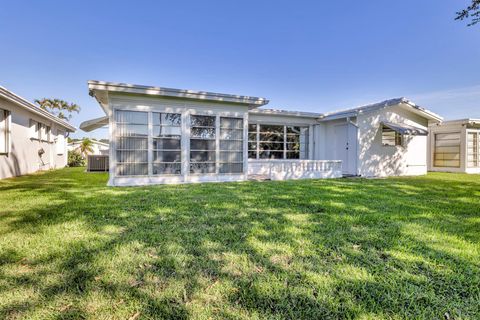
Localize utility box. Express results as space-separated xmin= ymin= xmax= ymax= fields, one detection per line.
xmin=87 ymin=155 xmax=109 ymax=172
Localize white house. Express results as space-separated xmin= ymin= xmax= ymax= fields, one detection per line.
xmin=81 ymin=80 xmax=442 ymax=186
xmin=0 ymin=86 xmax=76 ymax=179
xmin=428 ymin=119 xmax=480 ymax=174
xmin=68 ymin=139 xmax=109 ymax=155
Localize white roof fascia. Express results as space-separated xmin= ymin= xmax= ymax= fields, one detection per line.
xmin=249 ymin=108 xmax=322 ymax=118
xmin=0 ymin=86 xmax=76 ymax=132
xmin=88 ymin=80 xmax=269 ymax=108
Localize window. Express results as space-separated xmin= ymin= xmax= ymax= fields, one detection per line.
xmin=152 ymin=112 xmax=181 ymax=175
xmin=467 ymin=131 xmax=480 ymax=168
xmin=248 ymin=124 xmax=309 ymax=160
xmin=115 ymin=110 xmax=149 ymax=176
xmin=382 ymin=125 xmax=402 ymax=146
xmin=56 ymin=130 xmax=65 ymax=155
xmin=190 ymin=115 xmax=216 ymax=173
xmin=0 ymin=109 xmax=10 ymax=154
xmin=219 ymin=117 xmax=243 ymax=173
xmin=46 ymin=126 xmax=52 ymax=142
xmin=434 ymin=132 xmax=460 ymax=168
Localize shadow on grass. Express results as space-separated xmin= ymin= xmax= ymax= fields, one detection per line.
xmin=0 ymin=168 xmax=479 ymax=319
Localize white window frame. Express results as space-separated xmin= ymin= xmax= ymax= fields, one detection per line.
xmin=0 ymin=109 xmax=11 ymax=154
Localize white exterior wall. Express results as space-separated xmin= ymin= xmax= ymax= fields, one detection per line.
xmin=108 ymin=93 xmax=250 ymax=186
xmin=0 ymin=96 xmax=68 ymax=179
xmin=428 ymin=122 xmax=480 ymax=174
xmin=356 ymin=105 xmax=429 ymax=177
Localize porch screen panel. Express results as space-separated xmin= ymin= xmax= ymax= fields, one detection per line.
xmin=152 ymin=113 xmax=181 ymax=174
xmin=286 ymin=126 xmax=309 ymax=159
xmin=248 ymin=124 xmax=309 ymax=160
xmin=190 ymin=115 xmax=216 ymax=173
xmin=259 ymin=124 xmax=284 ymax=159
xmin=219 ymin=117 xmax=243 ymax=173
xmin=434 ymin=132 xmax=460 ymax=168
xmin=467 ymin=132 xmax=479 ymax=168
xmin=115 ymin=110 xmax=148 ymax=176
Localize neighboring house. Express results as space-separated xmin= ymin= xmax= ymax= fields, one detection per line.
xmin=68 ymin=139 xmax=109 ymax=155
xmin=428 ymin=119 xmax=480 ymax=174
xmin=81 ymin=80 xmax=442 ymax=186
xmin=0 ymin=86 xmax=76 ymax=179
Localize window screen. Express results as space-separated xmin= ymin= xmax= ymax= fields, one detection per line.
xmin=115 ymin=110 xmax=149 ymax=176
xmin=467 ymin=131 xmax=480 ymax=168
xmin=382 ymin=125 xmax=402 ymax=146
xmin=219 ymin=117 xmax=243 ymax=173
xmin=190 ymin=115 xmax=216 ymax=174
xmin=434 ymin=132 xmax=460 ymax=168
xmin=152 ymin=113 xmax=181 ymax=175
xmin=0 ymin=109 xmax=9 ymax=153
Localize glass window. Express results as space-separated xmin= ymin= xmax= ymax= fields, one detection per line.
xmin=115 ymin=110 xmax=148 ymax=176
xmin=467 ymin=132 xmax=480 ymax=168
xmin=382 ymin=126 xmax=402 ymax=146
xmin=152 ymin=112 xmax=181 ymax=175
xmin=248 ymin=124 xmax=309 ymax=160
xmin=219 ymin=117 xmax=243 ymax=173
xmin=190 ymin=115 xmax=216 ymax=174
xmin=0 ymin=109 xmax=9 ymax=154
xmin=434 ymin=132 xmax=460 ymax=168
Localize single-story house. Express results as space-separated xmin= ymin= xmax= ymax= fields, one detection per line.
xmin=428 ymin=119 xmax=480 ymax=174
xmin=0 ymin=86 xmax=76 ymax=179
xmin=81 ymin=80 xmax=443 ymax=186
xmin=68 ymin=139 xmax=109 ymax=155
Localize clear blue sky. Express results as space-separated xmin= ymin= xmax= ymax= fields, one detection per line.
xmin=1 ymin=0 xmax=479 ymax=139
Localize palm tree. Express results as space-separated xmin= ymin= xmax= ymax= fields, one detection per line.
xmin=34 ymin=98 xmax=80 ymax=120
xmin=78 ymin=138 xmax=94 ymax=158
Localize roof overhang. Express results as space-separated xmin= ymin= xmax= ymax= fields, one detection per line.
xmin=319 ymin=98 xmax=443 ymax=123
xmin=0 ymin=86 xmax=76 ymax=132
xmin=382 ymin=122 xmax=428 ymax=136
xmin=79 ymin=116 xmax=109 ymax=132
xmin=88 ymin=80 xmax=269 ymax=109
xmin=249 ymin=108 xmax=322 ymax=118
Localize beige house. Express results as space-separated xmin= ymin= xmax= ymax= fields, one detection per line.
xmin=81 ymin=80 xmax=442 ymax=186
xmin=0 ymin=86 xmax=76 ymax=179
xmin=429 ymin=119 xmax=480 ymax=174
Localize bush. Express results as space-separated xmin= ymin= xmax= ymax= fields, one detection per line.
xmin=68 ymin=150 xmax=86 ymax=167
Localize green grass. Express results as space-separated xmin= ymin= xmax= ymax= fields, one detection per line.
xmin=0 ymin=168 xmax=479 ymax=319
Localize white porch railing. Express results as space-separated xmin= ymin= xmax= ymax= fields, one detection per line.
xmin=248 ymin=160 xmax=342 ymax=180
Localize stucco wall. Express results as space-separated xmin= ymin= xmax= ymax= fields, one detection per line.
xmin=0 ymin=96 xmax=68 ymax=179
xmin=356 ymin=105 xmax=429 ymax=177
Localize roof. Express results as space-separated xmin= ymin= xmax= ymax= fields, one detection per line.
xmin=68 ymin=139 xmax=109 ymax=147
xmin=88 ymin=80 xmax=269 ymax=108
xmin=382 ymin=122 xmax=428 ymax=136
xmin=0 ymin=86 xmax=76 ymax=132
xmin=319 ymin=97 xmax=443 ymax=122
xmin=432 ymin=118 xmax=480 ymax=126
xmin=249 ymin=108 xmax=322 ymax=118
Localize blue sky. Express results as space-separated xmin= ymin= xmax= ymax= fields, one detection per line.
xmin=1 ymin=0 xmax=479 ymax=139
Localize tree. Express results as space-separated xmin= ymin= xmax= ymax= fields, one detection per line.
xmin=456 ymin=0 xmax=480 ymax=26
xmin=34 ymin=98 xmax=80 ymax=120
xmin=78 ymin=138 xmax=94 ymax=157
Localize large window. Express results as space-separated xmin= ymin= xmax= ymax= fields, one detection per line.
xmin=115 ymin=111 xmax=149 ymax=176
xmin=220 ymin=117 xmax=243 ymax=173
xmin=0 ymin=109 xmax=10 ymax=154
xmin=467 ymin=131 xmax=480 ymax=168
xmin=248 ymin=124 xmax=309 ymax=160
xmin=382 ymin=125 xmax=402 ymax=146
xmin=434 ymin=132 xmax=460 ymax=168
xmin=190 ymin=115 xmax=216 ymax=173
xmin=152 ymin=113 xmax=181 ymax=175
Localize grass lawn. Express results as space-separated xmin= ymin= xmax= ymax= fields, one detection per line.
xmin=0 ymin=168 xmax=479 ymax=319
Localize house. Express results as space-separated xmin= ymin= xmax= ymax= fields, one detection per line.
xmin=428 ymin=119 xmax=480 ymax=174
xmin=0 ymin=86 xmax=76 ymax=179
xmin=68 ymin=139 xmax=109 ymax=155
xmin=80 ymin=80 xmax=442 ymax=186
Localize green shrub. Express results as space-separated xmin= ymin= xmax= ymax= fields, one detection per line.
xmin=67 ymin=150 xmax=86 ymax=167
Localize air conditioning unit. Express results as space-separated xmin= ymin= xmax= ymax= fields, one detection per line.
xmin=87 ymin=155 xmax=109 ymax=172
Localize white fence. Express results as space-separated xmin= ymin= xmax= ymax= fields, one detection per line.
xmin=248 ymin=160 xmax=342 ymax=180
